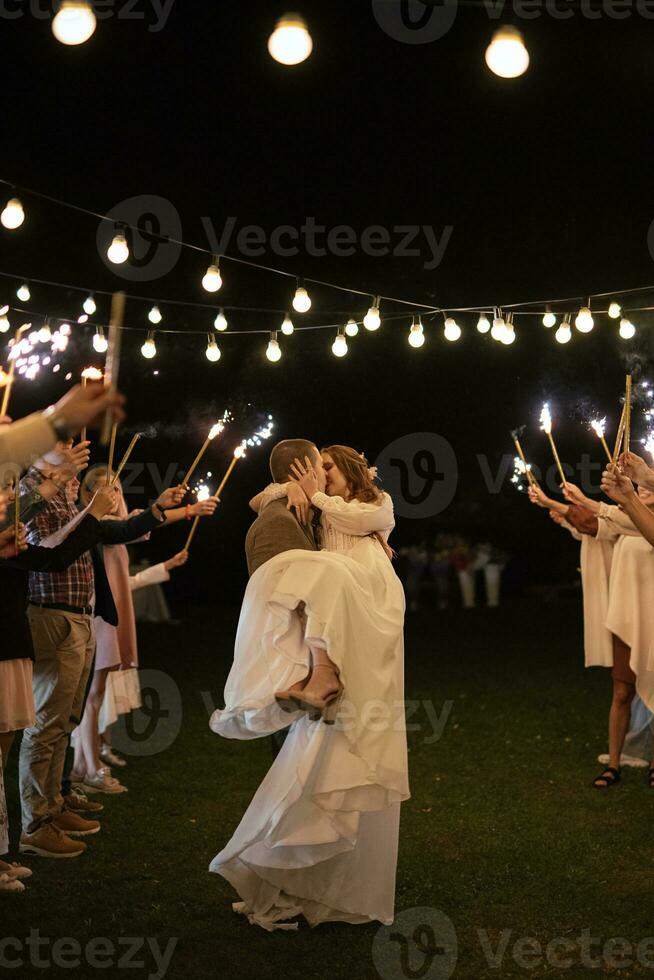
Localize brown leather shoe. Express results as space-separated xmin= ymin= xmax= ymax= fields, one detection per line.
xmin=19 ymin=823 xmax=87 ymax=859
xmin=53 ymin=810 xmax=101 ymax=837
xmin=63 ymin=791 xmax=104 ymax=814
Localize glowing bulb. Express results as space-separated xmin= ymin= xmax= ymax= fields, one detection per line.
xmin=60 ymin=323 xmax=71 ymax=336
xmin=38 ymin=323 xmax=52 ymax=344
xmin=332 ymin=333 xmax=348 ymax=358
xmin=83 ymin=294 xmax=96 ymax=315
xmin=214 ymin=309 xmax=228 ymax=332
xmin=0 ymin=305 xmax=7 ymax=316
xmin=148 ymin=305 xmax=162 ymax=325
xmin=107 ymin=232 xmax=129 ymax=265
xmin=202 ymin=263 xmax=222 ymax=293
xmin=266 ymin=337 xmax=282 ymax=362
xmin=281 ymin=315 xmax=294 ymax=336
xmin=52 ymin=1 xmax=97 ymax=45
xmin=408 ymin=325 xmax=425 ymax=348
xmin=608 ymin=301 xmax=622 ymax=319
xmin=363 ymin=304 xmax=381 ymax=331
xmin=292 ymin=286 xmax=311 ymax=313
xmin=555 ymin=323 xmax=572 ymax=344
xmin=501 ymin=325 xmax=516 ymax=345
xmin=619 ymin=317 xmax=636 ymax=340
xmin=485 ymin=26 xmax=529 ymax=79
xmin=141 ymin=337 xmax=157 ymax=359
xmin=268 ymin=13 xmax=313 ymax=66
xmin=0 ymin=317 xmax=8 ymax=333
xmin=345 ymin=318 xmax=359 ymax=337
xmin=444 ymin=317 xmax=461 ymax=342
xmin=491 ymin=316 xmax=505 ymax=341
xmin=17 ymin=283 xmax=30 ymax=302
xmin=93 ymin=328 xmax=108 ymax=353
xmin=477 ymin=313 xmax=491 ymax=334
xmin=542 ymin=311 xmax=556 ymax=328
xmin=205 ymin=336 xmax=221 ymax=362
xmin=575 ymin=306 xmax=594 ymax=333
xmin=1 ymin=198 xmax=25 ymax=230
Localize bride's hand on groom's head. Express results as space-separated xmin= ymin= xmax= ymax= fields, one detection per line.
xmin=290 ymin=456 xmax=320 ymax=502
xmin=285 ymin=481 xmax=309 ymax=524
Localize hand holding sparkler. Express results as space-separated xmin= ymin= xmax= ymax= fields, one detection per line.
xmin=0 ymin=521 xmax=27 ymax=558
xmin=618 ymin=451 xmax=654 ymax=490
xmin=164 ymin=550 xmax=189 ymax=571
xmin=562 ymin=483 xmax=594 ymax=509
xmin=601 ymin=466 xmax=637 ymax=507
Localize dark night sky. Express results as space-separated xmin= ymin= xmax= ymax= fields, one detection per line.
xmin=2 ymin=3 xmax=654 ymax=597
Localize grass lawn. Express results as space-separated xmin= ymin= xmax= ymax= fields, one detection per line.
xmin=4 ymin=597 xmax=654 ymax=979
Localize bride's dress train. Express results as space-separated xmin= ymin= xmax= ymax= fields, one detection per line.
xmin=209 ymin=491 xmax=410 ymax=930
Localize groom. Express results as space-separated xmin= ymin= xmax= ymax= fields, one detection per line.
xmin=245 ymin=438 xmax=325 ymax=575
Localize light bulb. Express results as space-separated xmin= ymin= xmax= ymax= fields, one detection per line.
xmin=485 ymin=26 xmax=529 ymax=78
xmin=0 ymin=316 xmax=9 ymax=333
xmin=363 ymin=305 xmax=381 ymax=331
xmin=619 ymin=317 xmax=636 ymax=340
xmin=555 ymin=324 xmax=572 ymax=344
xmin=77 ymin=314 xmax=88 ymax=324
xmin=575 ymin=306 xmax=594 ymax=333
xmin=17 ymin=283 xmax=30 ymax=302
xmin=266 ymin=337 xmax=282 ymax=362
xmin=107 ymin=232 xmax=129 ymax=265
xmin=83 ymin=294 xmax=96 ymax=315
xmin=409 ymin=325 xmax=425 ymax=348
xmin=542 ymin=311 xmax=556 ymax=328
xmin=93 ymin=329 xmax=108 ymax=353
xmin=345 ymin=318 xmax=359 ymax=337
xmin=292 ymin=286 xmax=311 ymax=313
xmin=444 ymin=317 xmax=461 ymax=342
xmin=148 ymin=305 xmax=162 ymax=325
xmin=52 ymin=1 xmax=97 ymax=45
xmin=501 ymin=325 xmax=516 ymax=345
xmin=608 ymin=301 xmax=622 ymax=319
xmin=206 ymin=336 xmax=221 ymax=362
xmin=60 ymin=322 xmax=71 ymax=336
xmin=1 ymin=197 xmax=25 ymax=230
xmin=141 ymin=338 xmax=157 ymax=359
xmin=268 ymin=13 xmax=313 ymax=66
xmin=202 ymin=263 xmax=222 ymax=293
xmin=0 ymin=305 xmax=7 ymax=316
xmin=477 ymin=313 xmax=491 ymax=334
xmin=281 ymin=315 xmax=294 ymax=336
xmin=214 ymin=309 xmax=228 ymax=332
xmin=491 ymin=316 xmax=505 ymax=341
xmin=332 ymin=334 xmax=348 ymax=358
xmin=38 ymin=324 xmax=52 ymax=344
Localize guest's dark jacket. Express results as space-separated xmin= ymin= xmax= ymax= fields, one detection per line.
xmin=90 ymin=508 xmax=163 ymax=626
xmin=0 ymin=514 xmax=102 ymax=662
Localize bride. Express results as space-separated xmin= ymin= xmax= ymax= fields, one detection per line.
xmin=209 ymin=444 xmax=410 ymax=931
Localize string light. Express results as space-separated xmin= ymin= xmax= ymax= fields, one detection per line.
xmin=575 ymin=304 xmax=594 ymax=333
xmin=408 ymin=317 xmax=425 ymax=348
xmin=1 ymin=198 xmax=25 ymax=230
xmin=77 ymin=313 xmax=88 ymax=324
xmin=281 ymin=314 xmax=294 ymax=336
xmin=268 ymin=13 xmax=313 ymax=66
xmin=0 ymin=315 xmax=9 ymax=333
xmin=148 ymin=305 xmax=163 ymax=325
xmin=477 ymin=312 xmax=491 ymax=334
xmin=485 ymin=26 xmax=530 ymax=79
xmin=555 ymin=315 xmax=572 ymax=344
xmin=17 ymin=283 xmax=30 ymax=302
xmin=214 ymin=309 xmax=228 ymax=332
xmin=331 ymin=327 xmax=348 ymax=358
xmin=363 ymin=298 xmax=381 ymax=331
xmin=52 ymin=1 xmax=97 ymax=45
xmin=0 ymin=305 xmax=7 ymax=316
xmin=502 ymin=313 xmax=516 ymax=345
xmin=542 ymin=309 xmax=556 ymax=328
xmin=141 ymin=331 xmax=157 ymax=359
xmin=491 ymin=312 xmax=505 ymax=342
xmin=93 ymin=326 xmax=108 ymax=353
xmin=202 ymin=260 xmax=222 ymax=293
xmin=619 ymin=317 xmax=636 ymax=340
xmin=443 ymin=315 xmax=461 ymax=342
xmin=83 ymin=293 xmax=96 ymax=316
xmin=38 ymin=321 xmax=52 ymax=344
xmin=292 ymin=284 xmax=311 ymax=313
xmin=107 ymin=228 xmax=129 ymax=265
xmin=608 ymin=301 xmax=622 ymax=319
xmin=205 ymin=333 xmax=221 ymax=362
xmin=345 ymin=318 xmax=359 ymax=337
xmin=266 ymin=331 xmax=282 ymax=362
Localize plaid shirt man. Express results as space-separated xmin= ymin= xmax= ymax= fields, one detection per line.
xmin=22 ymin=467 xmax=94 ymax=608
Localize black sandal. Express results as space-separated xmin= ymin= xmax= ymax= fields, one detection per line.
xmin=647 ymin=768 xmax=654 ymax=788
xmin=593 ymin=767 xmax=621 ymax=788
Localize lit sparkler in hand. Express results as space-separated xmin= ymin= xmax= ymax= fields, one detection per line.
xmin=540 ymin=403 xmax=566 ymax=485
xmin=181 ymin=413 xmax=229 ymax=489
xmin=589 ymin=417 xmax=612 ymax=464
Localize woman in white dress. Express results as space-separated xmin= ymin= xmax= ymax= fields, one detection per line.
xmin=209 ymin=445 xmax=410 ymax=931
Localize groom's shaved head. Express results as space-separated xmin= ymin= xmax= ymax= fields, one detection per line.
xmin=270 ymin=439 xmax=320 ymax=482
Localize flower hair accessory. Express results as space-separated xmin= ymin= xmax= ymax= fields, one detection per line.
xmin=368 ymin=466 xmax=378 ymax=480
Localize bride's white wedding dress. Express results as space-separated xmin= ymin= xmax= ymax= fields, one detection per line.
xmin=209 ymin=486 xmax=410 ymax=931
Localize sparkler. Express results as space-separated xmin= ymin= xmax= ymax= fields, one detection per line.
xmin=511 ymin=456 xmax=534 ymax=492
xmin=589 ymin=417 xmax=612 ymax=464
xmin=511 ymin=429 xmax=537 ymax=487
xmin=111 ymin=433 xmax=142 ymax=486
xmin=107 ymin=422 xmax=118 ymax=483
xmin=181 ymin=417 xmax=227 ymax=488
xmin=13 ymin=470 xmax=20 ymax=546
xmin=624 ymin=373 xmax=632 ymax=454
xmin=80 ymin=366 xmax=103 ymax=442
xmin=100 ymin=291 xmax=126 ymax=447
xmin=540 ymin=403 xmax=566 ymax=485
xmin=1 ymin=323 xmax=32 ymax=415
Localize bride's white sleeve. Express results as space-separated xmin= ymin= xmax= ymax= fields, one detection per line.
xmin=258 ymin=482 xmax=291 ymax=513
xmin=310 ymin=490 xmax=395 ymax=537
